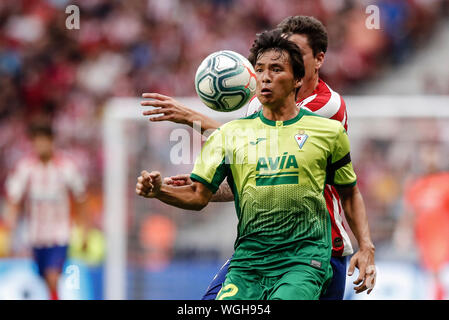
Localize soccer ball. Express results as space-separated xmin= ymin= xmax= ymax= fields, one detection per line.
xmin=195 ymin=50 xmax=257 ymax=112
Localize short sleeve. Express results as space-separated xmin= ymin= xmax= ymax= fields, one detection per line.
xmin=190 ymin=127 xmax=229 ymax=193
xmin=5 ymin=161 xmax=31 ymax=204
xmin=62 ymin=160 xmax=87 ymax=201
xmin=326 ymin=124 xmax=357 ymax=187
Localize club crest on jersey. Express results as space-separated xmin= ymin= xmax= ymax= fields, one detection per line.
xmin=294 ymin=131 xmax=308 ymax=149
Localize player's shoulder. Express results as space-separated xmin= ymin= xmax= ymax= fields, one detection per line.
xmin=300 ymin=108 xmax=345 ymax=133
xmin=7 ymin=154 xmax=37 ymax=180
xmin=53 ymin=152 xmax=72 ymax=164
xmin=317 ymin=79 xmax=344 ymax=102
xmin=302 ymin=80 xmax=346 ymax=115
xmin=15 ymin=154 xmax=38 ymax=169
xmin=301 ymin=108 xmax=339 ymax=124
xmin=50 ymin=152 xmax=81 ymax=175
xmin=322 ymin=81 xmax=345 ymax=106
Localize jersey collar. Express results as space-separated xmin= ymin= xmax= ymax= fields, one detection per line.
xmin=258 ymin=108 xmax=306 ymax=127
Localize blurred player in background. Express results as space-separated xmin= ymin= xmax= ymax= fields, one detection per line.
xmin=395 ymin=167 xmax=449 ymax=300
xmin=2 ymin=120 xmax=88 ymax=300
xmin=137 ymin=29 xmax=369 ymax=299
xmin=141 ymin=16 xmax=376 ymax=299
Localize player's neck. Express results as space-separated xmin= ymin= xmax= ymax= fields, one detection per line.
xmin=296 ymin=73 xmax=319 ymax=101
xmin=39 ymin=153 xmax=53 ymax=164
xmin=262 ymin=98 xmax=298 ymax=122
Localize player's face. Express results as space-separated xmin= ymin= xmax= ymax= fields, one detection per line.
xmin=255 ymin=49 xmax=301 ymax=108
xmin=288 ymin=34 xmax=324 ymax=83
xmin=32 ymin=135 xmax=53 ymax=160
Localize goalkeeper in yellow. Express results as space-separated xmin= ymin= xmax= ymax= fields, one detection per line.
xmin=136 ymin=29 xmax=366 ymax=300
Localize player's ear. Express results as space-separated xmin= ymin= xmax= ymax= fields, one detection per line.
xmin=315 ymin=52 xmax=325 ymax=71
xmin=294 ymin=78 xmax=303 ymax=90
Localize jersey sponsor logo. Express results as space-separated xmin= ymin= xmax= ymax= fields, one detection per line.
xmin=294 ymin=131 xmax=308 ymax=149
xmin=256 ymin=152 xmax=298 ymax=171
xmin=249 ymin=137 xmax=267 ymax=145
xmin=255 ymin=152 xmax=299 ymax=186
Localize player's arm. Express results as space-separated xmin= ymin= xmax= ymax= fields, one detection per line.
xmin=72 ymin=196 xmax=91 ymax=250
xmin=73 ymin=198 xmax=89 ymax=228
xmin=2 ymin=200 xmax=20 ymax=256
xmin=141 ymin=93 xmax=221 ymax=134
xmin=211 ymin=181 xmax=234 ymax=202
xmin=3 ymin=163 xmax=28 ymax=233
xmin=64 ymin=161 xmax=91 ymax=250
xmin=3 ymin=200 xmax=20 ymax=232
xmin=336 ymin=184 xmax=376 ymax=294
xmin=337 ymin=185 xmax=374 ymax=253
xmin=136 ymin=170 xmax=212 ymax=211
xmin=164 ymin=175 xmax=234 ymax=202
xmin=329 ymin=124 xmax=376 ymax=294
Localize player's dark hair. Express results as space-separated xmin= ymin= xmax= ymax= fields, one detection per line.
xmin=277 ymin=15 xmax=328 ymax=56
xmin=248 ymin=29 xmax=305 ymax=81
xmin=28 ymin=120 xmax=53 ymax=138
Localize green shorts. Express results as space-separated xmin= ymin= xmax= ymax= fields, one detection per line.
xmin=216 ymin=263 xmax=332 ymax=300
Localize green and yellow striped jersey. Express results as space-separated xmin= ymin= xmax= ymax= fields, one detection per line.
xmin=191 ymin=108 xmax=357 ymax=275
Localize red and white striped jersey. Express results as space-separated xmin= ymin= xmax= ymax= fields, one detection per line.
xmin=5 ymin=153 xmax=86 ymax=248
xmin=246 ymin=78 xmax=353 ymax=256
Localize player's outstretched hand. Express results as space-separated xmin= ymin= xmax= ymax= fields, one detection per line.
xmin=141 ymin=93 xmax=193 ymax=125
xmin=348 ymin=247 xmax=376 ymax=294
xmin=163 ymin=174 xmax=192 ymax=187
xmin=136 ymin=170 xmax=162 ymax=198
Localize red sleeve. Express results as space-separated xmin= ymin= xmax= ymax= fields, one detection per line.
xmin=329 ymin=96 xmax=348 ymax=132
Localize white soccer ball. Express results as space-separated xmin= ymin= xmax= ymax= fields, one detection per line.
xmin=195 ymin=50 xmax=257 ymax=112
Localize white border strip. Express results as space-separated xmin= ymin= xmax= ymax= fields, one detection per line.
xmin=346 ymin=96 xmax=449 ymax=118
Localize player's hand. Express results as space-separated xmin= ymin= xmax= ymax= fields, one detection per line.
xmin=136 ymin=170 xmax=162 ymax=198
xmin=141 ymin=93 xmax=193 ymax=125
xmin=163 ymin=174 xmax=193 ymax=187
xmin=348 ymin=246 xmax=376 ymax=294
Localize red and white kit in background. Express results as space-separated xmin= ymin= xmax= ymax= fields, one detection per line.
xmin=5 ymin=153 xmax=86 ymax=248
xmin=247 ymin=78 xmax=353 ymax=257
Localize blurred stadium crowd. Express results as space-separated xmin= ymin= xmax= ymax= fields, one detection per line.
xmin=0 ymin=0 xmax=449 ymax=262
